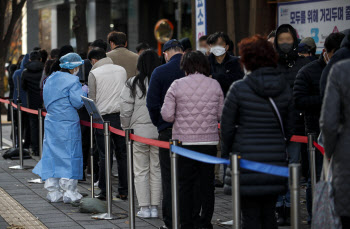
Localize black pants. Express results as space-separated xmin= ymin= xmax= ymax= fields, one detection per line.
xmin=158 ymin=129 xmax=172 ymax=228
xmin=13 ymin=110 xmax=31 ymax=149
xmin=241 ymin=196 xmax=278 ymax=229
xmin=96 ymin=113 xmax=127 ymax=196
xmin=78 ymin=107 xmax=90 ymax=173
xmin=179 ymin=145 xmax=216 ymax=229
xmin=29 ymin=113 xmax=39 ymax=154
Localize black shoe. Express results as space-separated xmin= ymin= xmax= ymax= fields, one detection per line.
xmin=214 ymin=179 xmax=224 ymax=188
xmin=95 ymin=193 xmax=106 ymax=200
xmin=116 ymin=194 xmax=128 ymax=200
xmin=285 ymin=207 xmax=291 ymax=226
xmin=276 ymin=206 xmax=285 ymax=226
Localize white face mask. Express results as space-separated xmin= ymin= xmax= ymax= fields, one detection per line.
xmin=323 ymin=52 xmax=330 ymax=64
xmin=73 ymin=68 xmax=79 ymax=75
xmin=210 ymin=46 xmax=226 ymax=57
xmin=198 ymin=47 xmax=208 ymax=55
xmin=243 ymin=65 xmax=251 ymax=75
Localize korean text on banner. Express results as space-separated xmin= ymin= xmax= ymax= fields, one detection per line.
xmin=195 ymin=0 xmax=207 ymax=50
xmin=278 ymin=0 xmax=350 ymax=54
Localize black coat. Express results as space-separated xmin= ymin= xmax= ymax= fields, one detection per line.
xmin=320 ymin=31 xmax=350 ymax=98
xmin=21 ymin=61 xmax=44 ymax=109
xmin=221 ymin=67 xmax=294 ymax=196
xmin=208 ymin=53 xmax=243 ymax=96
xmin=277 ymin=57 xmax=310 ymax=136
xmin=293 ymin=56 xmax=326 ymax=134
xmin=320 ymin=59 xmax=350 ymax=216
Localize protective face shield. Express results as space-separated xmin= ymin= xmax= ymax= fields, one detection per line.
xmin=279 ymin=43 xmax=293 ymax=54
xmin=210 ymin=46 xmax=226 ymax=57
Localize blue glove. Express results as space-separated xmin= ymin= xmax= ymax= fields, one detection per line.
xmin=82 ymin=85 xmax=89 ymax=94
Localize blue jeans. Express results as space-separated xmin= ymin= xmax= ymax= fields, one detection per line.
xmin=276 ymin=142 xmax=301 ymax=208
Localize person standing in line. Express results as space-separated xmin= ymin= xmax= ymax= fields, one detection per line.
xmin=222 ymin=35 xmax=294 ymax=229
xmin=120 ymin=49 xmax=161 ymax=218
xmin=161 ymin=51 xmax=224 ymax=229
xmin=274 ymin=24 xmax=310 ymax=225
xmin=87 ymin=48 xmax=128 ymax=201
xmin=146 ymin=39 xmax=185 ymax=229
xmin=32 ymin=53 xmax=88 ymax=203
xmin=320 ymin=59 xmax=350 ymax=229
xmin=107 ymin=31 xmax=139 ymax=79
xmin=21 ymin=51 xmax=45 ymax=156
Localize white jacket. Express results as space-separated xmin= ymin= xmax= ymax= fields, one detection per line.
xmin=88 ymin=57 xmax=127 ymax=115
xmin=120 ymin=77 xmax=158 ymax=139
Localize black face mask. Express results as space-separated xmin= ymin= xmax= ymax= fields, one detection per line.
xmin=279 ymin=43 xmax=293 ymax=54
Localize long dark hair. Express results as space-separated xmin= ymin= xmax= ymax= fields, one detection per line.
xmin=126 ymin=49 xmax=160 ymax=99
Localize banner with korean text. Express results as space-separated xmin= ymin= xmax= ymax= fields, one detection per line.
xmin=195 ymin=0 xmax=207 ymax=50
xmin=278 ymin=0 xmax=350 ymax=54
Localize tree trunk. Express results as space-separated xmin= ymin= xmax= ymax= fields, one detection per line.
xmin=73 ymin=0 xmax=88 ymax=56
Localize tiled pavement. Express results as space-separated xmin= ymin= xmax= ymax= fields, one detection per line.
xmin=0 ymin=123 xmax=310 ymax=228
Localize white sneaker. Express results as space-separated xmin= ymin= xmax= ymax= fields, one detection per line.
xmin=137 ymin=208 xmax=151 ymax=218
xmin=151 ymin=208 xmax=158 ymax=218
xmin=94 ymin=181 xmax=99 ymax=187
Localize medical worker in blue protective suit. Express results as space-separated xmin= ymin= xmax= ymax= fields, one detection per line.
xmin=33 ymin=53 xmax=89 ymax=203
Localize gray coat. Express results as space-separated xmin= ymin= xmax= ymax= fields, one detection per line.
xmin=320 ymin=59 xmax=350 ymax=217
xmin=120 ymin=77 xmax=158 ymax=139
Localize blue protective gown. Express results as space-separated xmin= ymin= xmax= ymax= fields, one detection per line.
xmin=33 ymin=71 xmax=86 ymax=181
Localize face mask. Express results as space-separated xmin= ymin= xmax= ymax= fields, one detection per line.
xmin=164 ymin=53 xmax=169 ymax=63
xmin=198 ymin=47 xmax=208 ymax=55
xmin=279 ymin=43 xmax=293 ymax=54
xmin=73 ymin=68 xmax=79 ymax=76
xmin=210 ymin=46 xmax=226 ymax=57
xmin=323 ymin=52 xmax=330 ymax=64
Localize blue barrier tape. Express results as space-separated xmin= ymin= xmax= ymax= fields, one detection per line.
xmin=240 ymin=159 xmax=289 ymax=178
xmin=171 ymin=145 xmax=230 ymax=165
xmin=170 ymin=145 xmax=289 ymax=177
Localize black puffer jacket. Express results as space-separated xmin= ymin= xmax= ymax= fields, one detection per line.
xmin=21 ymin=61 xmax=44 ymax=109
xmin=320 ymin=31 xmax=350 ymax=98
xmin=320 ymin=59 xmax=350 ymax=217
xmin=221 ymin=67 xmax=294 ymax=196
xmin=293 ymin=56 xmax=326 ymax=134
xmin=208 ymin=53 xmax=244 ymax=96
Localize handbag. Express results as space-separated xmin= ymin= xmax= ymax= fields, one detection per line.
xmin=311 ymin=158 xmax=342 ymax=229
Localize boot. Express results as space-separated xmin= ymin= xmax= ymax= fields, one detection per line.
xmin=285 ymin=207 xmax=291 ymax=226
xmin=276 ymin=206 xmax=285 ymax=226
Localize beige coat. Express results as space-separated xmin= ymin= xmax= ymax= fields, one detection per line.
xmin=107 ymin=47 xmax=138 ymax=79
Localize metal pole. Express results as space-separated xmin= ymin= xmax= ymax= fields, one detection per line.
xmin=170 ymin=139 xmax=180 ymax=229
xmin=91 ymin=121 xmax=114 ymax=220
xmin=231 ymin=153 xmax=240 ymax=229
xmin=177 ymin=0 xmax=182 ymax=40
xmin=126 ymin=129 xmax=135 ymax=229
xmin=28 ymin=108 xmax=44 ymax=183
xmin=90 ymin=113 xmax=94 ymax=198
xmin=10 ymin=100 xmax=15 ymax=148
xmin=308 ymin=134 xmax=316 ymax=195
xmin=289 ymin=163 xmax=301 ymax=229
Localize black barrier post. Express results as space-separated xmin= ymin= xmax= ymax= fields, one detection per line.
xmin=231 ymin=153 xmax=240 ymax=229
xmin=92 ymin=121 xmax=115 ymax=220
xmin=125 ymin=129 xmax=135 ymax=229
xmin=90 ymin=113 xmax=95 ymax=198
xmin=289 ymin=164 xmax=301 ymax=229
xmin=170 ymin=139 xmax=180 ymax=229
xmin=308 ymin=133 xmax=316 ymax=195
xmin=28 ymin=108 xmax=44 ymax=183
xmin=9 ymin=103 xmax=32 ymax=170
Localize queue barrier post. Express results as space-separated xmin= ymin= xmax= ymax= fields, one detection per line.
xmin=92 ymin=121 xmax=115 ymax=220
xmin=231 ymin=153 xmax=241 ymax=229
xmin=28 ymin=108 xmax=44 ymax=183
xmin=9 ymin=103 xmax=32 ymax=170
xmin=308 ymin=133 xmax=317 ymax=195
xmin=289 ymin=163 xmax=301 ymax=229
xmin=170 ymin=139 xmax=180 ymax=229
xmin=125 ymin=129 xmax=135 ymax=229
xmin=90 ymin=113 xmax=95 ymax=198
xmin=10 ymin=100 xmax=15 ymax=148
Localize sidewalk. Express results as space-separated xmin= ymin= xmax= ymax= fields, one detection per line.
xmin=0 ymin=123 xmax=310 ymax=228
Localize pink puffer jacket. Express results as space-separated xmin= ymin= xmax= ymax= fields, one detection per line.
xmin=161 ymin=73 xmax=224 ymax=143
